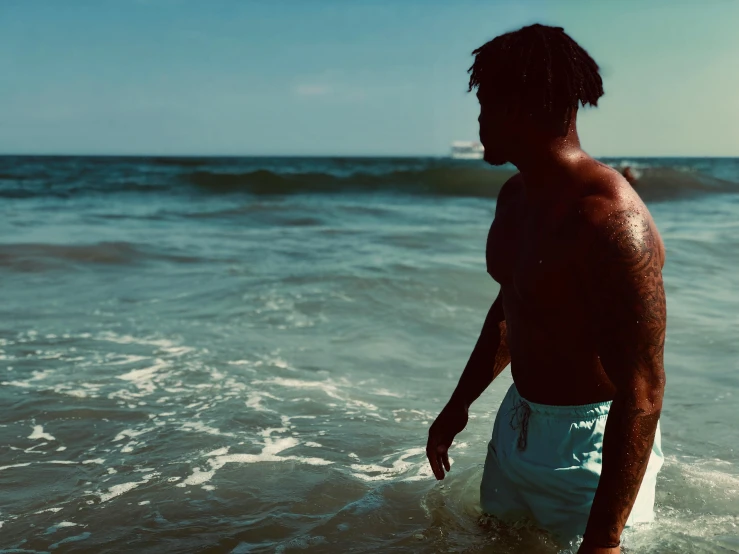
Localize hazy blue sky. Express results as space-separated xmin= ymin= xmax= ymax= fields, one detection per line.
xmin=1 ymin=0 xmax=737 ymax=156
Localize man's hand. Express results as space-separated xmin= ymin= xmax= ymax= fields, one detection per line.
xmin=426 ymin=401 xmax=468 ymax=480
xmin=425 ymin=291 xmax=508 ymax=481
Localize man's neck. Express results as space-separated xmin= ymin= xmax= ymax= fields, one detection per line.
xmin=509 ymin=127 xmax=589 ymax=200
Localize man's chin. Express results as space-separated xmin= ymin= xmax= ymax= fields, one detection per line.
xmin=483 ymin=152 xmax=507 ymax=166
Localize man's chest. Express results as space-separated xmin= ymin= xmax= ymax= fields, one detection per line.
xmin=486 ymin=202 xmax=584 ymax=306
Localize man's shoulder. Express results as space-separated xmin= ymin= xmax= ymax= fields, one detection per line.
xmin=574 ymin=161 xmax=649 ymax=231
xmin=573 ymin=162 xmax=664 ymax=267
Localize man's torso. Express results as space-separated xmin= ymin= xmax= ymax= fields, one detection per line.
xmin=486 ymin=161 xmax=664 ymax=405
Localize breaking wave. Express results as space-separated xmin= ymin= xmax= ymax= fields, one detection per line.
xmin=1 ymin=156 xmax=738 ymax=201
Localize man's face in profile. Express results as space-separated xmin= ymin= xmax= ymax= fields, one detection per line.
xmin=477 ymin=92 xmax=511 ymax=166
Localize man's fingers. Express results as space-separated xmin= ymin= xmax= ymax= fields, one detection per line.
xmin=437 ymin=454 xmax=447 ymax=477
xmin=441 ymin=449 xmax=451 ymax=472
xmin=436 ymin=444 xmax=451 ymax=472
xmin=426 ymin=443 xmax=444 ymax=480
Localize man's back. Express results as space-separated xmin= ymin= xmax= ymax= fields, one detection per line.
xmin=486 ymin=159 xmax=665 ymax=406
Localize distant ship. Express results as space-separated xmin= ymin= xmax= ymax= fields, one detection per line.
xmin=450 ymin=141 xmax=484 ymax=160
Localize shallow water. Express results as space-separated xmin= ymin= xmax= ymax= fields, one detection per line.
xmin=1 ymin=157 xmax=738 ymax=553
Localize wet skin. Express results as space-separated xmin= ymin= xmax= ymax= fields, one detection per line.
xmin=426 ymin=112 xmax=666 ymax=552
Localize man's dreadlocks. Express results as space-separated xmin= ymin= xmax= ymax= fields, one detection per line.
xmin=468 ymin=24 xmax=604 ymax=135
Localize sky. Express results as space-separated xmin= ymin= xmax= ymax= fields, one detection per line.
xmin=0 ymin=0 xmax=738 ymax=157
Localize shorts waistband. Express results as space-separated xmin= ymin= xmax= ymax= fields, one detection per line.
xmin=509 ymin=383 xmax=612 ymax=420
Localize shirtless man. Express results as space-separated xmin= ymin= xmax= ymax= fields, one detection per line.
xmin=426 ymin=25 xmax=666 ymax=553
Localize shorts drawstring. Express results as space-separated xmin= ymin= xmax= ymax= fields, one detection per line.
xmin=508 ymin=398 xmax=532 ymax=451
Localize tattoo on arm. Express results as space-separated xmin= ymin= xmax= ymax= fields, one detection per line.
xmin=584 ymin=209 xmax=666 ymax=545
xmin=590 ymin=209 xmax=666 ymax=376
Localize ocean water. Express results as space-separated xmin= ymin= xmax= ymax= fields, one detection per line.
xmin=1 ymin=156 xmax=738 ymax=553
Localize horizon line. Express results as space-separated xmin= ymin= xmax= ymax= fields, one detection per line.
xmin=0 ymin=153 xmax=737 ymax=159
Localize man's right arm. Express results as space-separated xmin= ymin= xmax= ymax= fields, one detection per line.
xmin=449 ymin=292 xmax=509 ymax=409
xmin=426 ymin=173 xmax=518 ymax=480
xmin=426 ymin=292 xmax=509 ymax=479
xmin=445 ymin=173 xmax=519 ymax=408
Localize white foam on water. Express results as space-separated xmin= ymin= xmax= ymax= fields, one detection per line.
xmin=113 ymin=428 xmax=152 ymax=442
xmin=179 ymin=421 xmax=236 ymax=438
xmin=138 ymin=500 xmax=150 ymax=505
xmin=56 ymin=388 xmax=87 ymax=398
xmin=31 ymin=370 xmax=53 ymax=381
xmin=162 ymin=346 xmax=193 ymax=357
xmin=246 ymin=391 xmax=280 ymax=412
xmin=37 ymin=351 xmax=64 ymax=360
xmin=34 ymin=507 xmax=64 ymax=514
xmin=116 ymin=359 xmax=170 ymax=395
xmin=263 ymin=437 xmax=299 ymax=456
xmin=1 ymin=457 xmax=107 ymax=475
xmin=624 ymin=513 xmax=739 ymax=552
xmin=256 ymin=376 xmax=386 ymax=418
xmin=266 ymin=356 xmax=294 ymax=370
xmin=28 ymin=425 xmax=55 ymax=441
xmin=363 ymin=411 xmax=388 ymax=421
xmin=56 ymin=446 xmax=66 ymax=452
xmin=1 ymin=380 xmax=33 ymax=388
xmin=371 ymin=388 xmax=404 ymax=398
xmin=604 ymin=456 xmax=739 ymax=551
xmin=205 ymin=447 xmax=230 ymax=457
xmin=349 ymin=447 xmax=434 ymax=482
xmin=392 ymin=408 xmax=434 ymax=421
xmin=348 ymin=398 xmax=380 ymax=412
xmin=96 ymin=332 xmax=180 ymax=350
xmin=98 ymin=482 xmax=142 ymax=503
xmin=255 ymin=377 xmax=340 ymax=396
xmin=163 ymin=386 xmax=188 ymax=393
xmin=98 ymin=472 xmax=159 ymax=502
xmin=180 ymin=467 xmax=216 ymax=486
xmin=305 ymin=442 xmax=322 ymax=448
xmin=670 ymin=456 xmax=739 ymax=497
xmin=177 ymin=432 xmax=331 ymax=489
xmin=259 ymin=426 xmax=288 ymax=439
xmin=52 ymin=381 xmax=104 ymax=399
xmin=106 ymin=354 xmax=150 ymax=366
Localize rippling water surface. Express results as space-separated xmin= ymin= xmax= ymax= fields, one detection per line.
xmin=1 ymin=157 xmax=738 ymax=553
